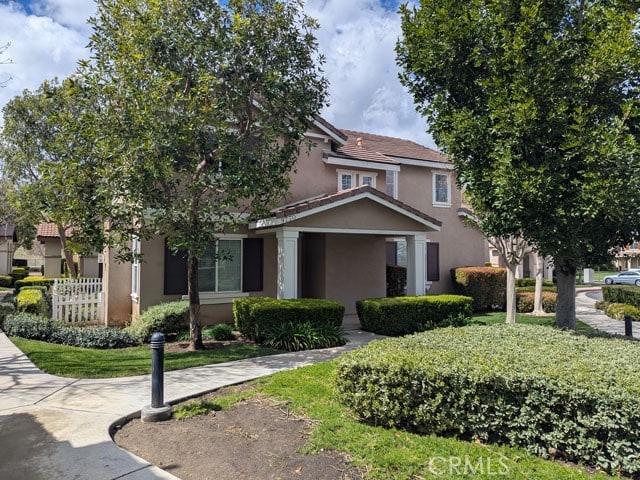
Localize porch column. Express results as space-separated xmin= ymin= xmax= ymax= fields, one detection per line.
xmin=406 ymin=234 xmax=427 ymax=296
xmin=276 ymin=229 xmax=299 ymax=299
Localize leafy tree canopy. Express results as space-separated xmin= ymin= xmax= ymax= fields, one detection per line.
xmin=82 ymin=0 xmax=328 ymax=347
xmin=398 ymin=0 xmax=640 ymax=328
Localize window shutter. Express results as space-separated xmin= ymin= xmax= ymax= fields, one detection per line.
xmin=427 ymin=242 xmax=440 ymax=282
xmin=164 ymin=240 xmax=188 ymax=295
xmin=386 ymin=241 xmax=397 ymax=266
xmin=242 ymin=238 xmax=263 ymax=292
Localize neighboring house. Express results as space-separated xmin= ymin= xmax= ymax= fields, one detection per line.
xmin=35 ymin=222 xmax=101 ymax=278
xmin=102 ymin=119 xmax=488 ymax=326
xmin=0 ymin=223 xmax=17 ymax=275
xmin=486 ymin=244 xmax=555 ymax=282
xmin=614 ymin=242 xmax=640 ymax=270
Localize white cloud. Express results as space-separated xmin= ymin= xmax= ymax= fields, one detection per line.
xmin=0 ymin=2 xmax=89 ymax=119
xmin=0 ymin=0 xmax=437 ymax=149
xmin=307 ymin=0 xmax=435 ymax=148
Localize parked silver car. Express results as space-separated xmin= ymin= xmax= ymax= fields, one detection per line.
xmin=604 ymin=270 xmax=640 ymax=286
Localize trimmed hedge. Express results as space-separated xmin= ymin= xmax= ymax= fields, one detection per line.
xmin=356 ymin=295 xmax=473 ymax=336
xmin=386 ymin=265 xmax=407 ymax=297
xmin=14 ymin=276 xmax=56 ymax=294
xmin=16 ymin=288 xmax=48 ymax=316
xmin=233 ymin=297 xmax=344 ymax=342
xmin=10 ymin=267 xmax=28 ymax=283
xmin=451 ymin=266 xmax=506 ymax=311
xmin=336 ymin=324 xmax=640 ymax=476
xmin=516 ymin=291 xmax=557 ymax=313
xmin=125 ymin=300 xmax=189 ymax=342
xmin=0 ymin=275 xmax=12 ymax=287
xmin=515 ymin=278 xmax=554 ymax=288
xmin=3 ymin=312 xmax=139 ymax=348
xmin=595 ymin=301 xmax=640 ymax=322
xmin=602 ymin=285 xmax=640 ymax=309
xmin=515 ymin=285 xmax=557 ymax=293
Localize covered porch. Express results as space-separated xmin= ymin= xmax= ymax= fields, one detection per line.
xmin=250 ymin=186 xmax=442 ymax=326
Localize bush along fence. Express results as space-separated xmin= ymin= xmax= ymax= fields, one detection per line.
xmin=336 ymin=324 xmax=640 ymax=477
xmin=52 ymin=278 xmax=103 ymax=324
xmin=356 ymin=294 xmax=473 ymax=336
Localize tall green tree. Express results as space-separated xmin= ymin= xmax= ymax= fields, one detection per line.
xmin=83 ymin=0 xmax=328 ymax=349
xmin=398 ymin=0 xmax=640 ymax=329
xmin=0 ymin=78 xmax=103 ymax=278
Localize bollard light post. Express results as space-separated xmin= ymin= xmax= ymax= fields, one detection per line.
xmin=141 ymin=332 xmax=172 ymax=422
xmin=625 ymin=315 xmax=633 ymax=338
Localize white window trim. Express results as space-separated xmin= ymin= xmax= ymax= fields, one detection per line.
xmin=432 ymin=171 xmax=452 ymax=207
xmin=386 ymin=170 xmax=398 ymax=199
xmin=337 ymin=169 xmax=378 ymax=191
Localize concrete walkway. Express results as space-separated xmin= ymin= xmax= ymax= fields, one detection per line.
xmin=0 ymin=330 xmax=383 ymax=480
xmin=575 ymin=288 xmax=640 ymax=338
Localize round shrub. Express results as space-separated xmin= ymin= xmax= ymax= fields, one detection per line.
xmin=336 ymin=324 xmax=640 ymax=476
xmin=209 ymin=323 xmax=235 ymax=341
xmin=16 ymin=288 xmax=48 ymax=316
xmin=516 ymin=291 xmax=557 ymax=313
xmin=126 ymin=300 xmax=189 ymax=342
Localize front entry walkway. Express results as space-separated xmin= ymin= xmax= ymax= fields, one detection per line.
xmin=576 ymin=289 xmax=640 ymax=339
xmin=0 ymin=330 xmax=383 ymax=480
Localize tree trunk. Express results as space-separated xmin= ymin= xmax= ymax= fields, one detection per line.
xmin=555 ymin=261 xmax=576 ymax=330
xmin=58 ymin=225 xmax=77 ymax=279
xmin=532 ymin=253 xmax=545 ymax=315
xmin=506 ymin=262 xmax=518 ymax=324
xmin=187 ymin=255 xmax=204 ymax=350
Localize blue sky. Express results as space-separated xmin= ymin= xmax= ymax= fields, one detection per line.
xmin=0 ymin=0 xmax=434 ymax=148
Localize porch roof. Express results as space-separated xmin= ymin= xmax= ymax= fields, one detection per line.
xmin=250 ymin=185 xmax=442 ymax=232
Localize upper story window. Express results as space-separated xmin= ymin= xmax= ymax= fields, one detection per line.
xmin=337 ymin=170 xmax=377 ymax=191
xmin=433 ymin=172 xmax=451 ymax=207
xmin=198 ymin=238 xmax=242 ymax=293
xmin=386 ymin=170 xmax=398 ymax=199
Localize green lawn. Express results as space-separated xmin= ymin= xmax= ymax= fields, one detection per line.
xmin=10 ymin=337 xmax=281 ymax=378
xmin=233 ymin=362 xmax=613 ymax=479
xmin=593 ymin=270 xmax=618 ymax=281
xmin=9 ymin=312 xmax=601 ymax=379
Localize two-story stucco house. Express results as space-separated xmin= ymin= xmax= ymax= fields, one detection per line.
xmin=101 ymin=118 xmax=487 ymax=327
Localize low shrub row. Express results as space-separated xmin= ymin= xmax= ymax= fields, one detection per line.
xmin=3 ymin=312 xmax=139 ymax=348
xmin=335 ymin=324 xmax=640 ymax=476
xmin=356 ymin=295 xmax=473 ymax=336
xmin=14 ymin=276 xmax=56 ymax=294
xmin=451 ymin=266 xmax=506 ymax=311
xmin=515 ymin=278 xmax=555 ymax=288
xmin=16 ymin=288 xmax=48 ymax=316
xmin=514 ymin=285 xmax=557 ymax=293
xmin=0 ymin=294 xmax=16 ymax=329
xmin=516 ymin=291 xmax=557 ymax=313
xmin=602 ymin=285 xmax=640 ymax=309
xmin=233 ymin=297 xmax=344 ymax=342
xmin=10 ymin=267 xmax=28 ymax=283
xmin=0 ymin=275 xmax=12 ymax=287
xmin=125 ymin=300 xmax=189 ymax=342
xmin=595 ymin=301 xmax=640 ymax=322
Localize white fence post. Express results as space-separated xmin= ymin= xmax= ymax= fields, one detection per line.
xmin=51 ymin=278 xmax=104 ymax=324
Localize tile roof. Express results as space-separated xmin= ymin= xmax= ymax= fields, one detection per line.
xmin=0 ymin=223 xmax=15 ymax=238
xmin=331 ymin=143 xmax=399 ymax=165
xmin=269 ymin=185 xmax=442 ymax=227
xmin=36 ymin=222 xmax=73 ymax=239
xmin=340 ymin=129 xmax=450 ymax=164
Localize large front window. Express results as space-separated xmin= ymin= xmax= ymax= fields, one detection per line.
xmin=198 ymin=239 xmax=242 ymax=293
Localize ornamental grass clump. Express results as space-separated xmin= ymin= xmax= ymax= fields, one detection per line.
xmin=336 ymin=324 xmax=640 ymax=476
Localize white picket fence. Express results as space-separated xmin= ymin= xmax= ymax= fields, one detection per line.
xmin=52 ymin=278 xmax=104 ymax=324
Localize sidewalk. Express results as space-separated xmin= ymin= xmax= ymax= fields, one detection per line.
xmin=0 ymin=330 xmax=383 ymax=480
xmin=575 ymin=288 xmax=640 ymax=338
